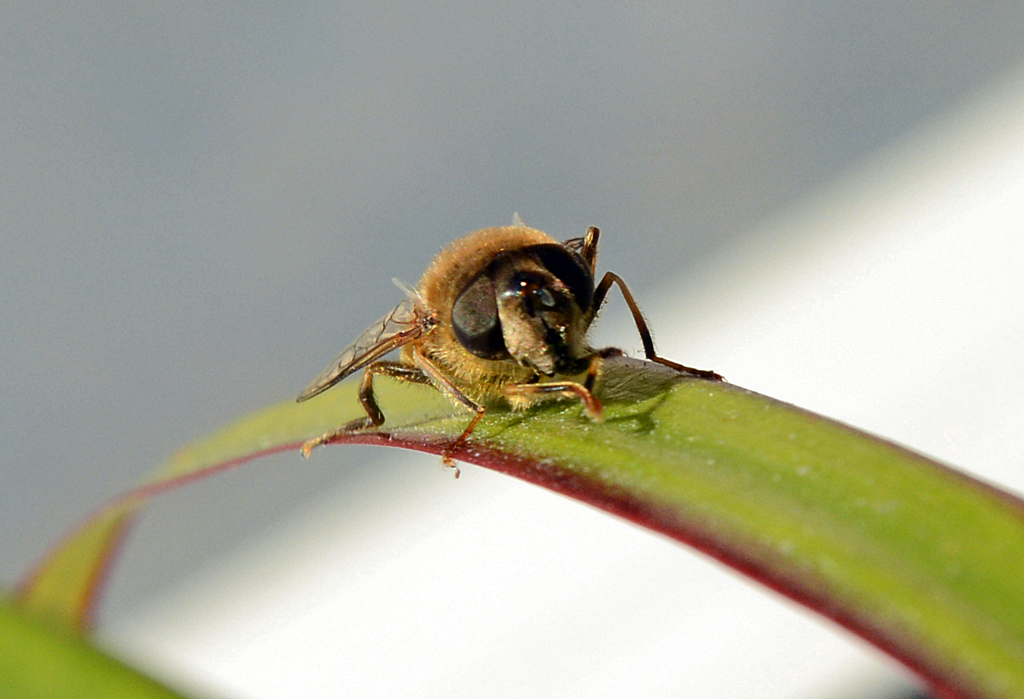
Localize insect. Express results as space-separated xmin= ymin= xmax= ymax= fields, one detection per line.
xmin=297 ymin=224 xmax=721 ymax=467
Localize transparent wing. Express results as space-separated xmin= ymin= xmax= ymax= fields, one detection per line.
xmin=296 ymin=295 xmax=431 ymax=402
xmin=562 ymin=236 xmax=585 ymax=253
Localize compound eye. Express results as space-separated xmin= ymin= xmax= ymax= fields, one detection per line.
xmin=451 ymin=271 xmax=508 ymax=359
xmin=522 ymin=244 xmax=594 ymax=312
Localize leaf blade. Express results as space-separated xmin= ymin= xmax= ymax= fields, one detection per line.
xmin=16 ymin=357 xmax=1024 ymax=698
xmin=0 ymin=596 xmax=194 ymax=699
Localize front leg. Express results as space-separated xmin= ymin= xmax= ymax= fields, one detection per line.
xmin=503 ymin=352 xmax=608 ymax=420
xmin=592 ymin=271 xmax=723 ymax=381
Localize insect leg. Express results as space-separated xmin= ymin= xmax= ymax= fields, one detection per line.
xmin=357 ymin=361 xmax=432 ymax=426
xmin=592 ymin=271 xmax=723 ymax=381
xmin=410 ymin=348 xmax=485 ymax=472
xmin=504 ymin=377 xmax=604 ymax=421
xmin=301 ymin=361 xmax=431 ymax=458
xmin=582 ymin=347 xmax=625 ymax=393
xmin=504 ymin=346 xmax=622 ymax=421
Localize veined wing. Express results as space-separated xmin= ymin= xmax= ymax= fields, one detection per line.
xmin=297 ymin=296 xmax=432 ymax=402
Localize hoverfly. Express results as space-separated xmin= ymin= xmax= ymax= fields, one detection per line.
xmin=298 ymin=224 xmax=721 ymax=467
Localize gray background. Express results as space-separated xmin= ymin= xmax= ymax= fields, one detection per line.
xmin=4 ymin=1 xmax=1024 ymax=632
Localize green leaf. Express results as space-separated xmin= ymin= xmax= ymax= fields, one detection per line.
xmin=15 ymin=357 xmax=1024 ymax=699
xmin=14 ymin=373 xmax=387 ymax=631
xmin=0 ymin=596 xmax=193 ymax=699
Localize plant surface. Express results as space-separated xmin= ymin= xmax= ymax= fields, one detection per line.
xmin=12 ymin=357 xmax=1024 ymax=699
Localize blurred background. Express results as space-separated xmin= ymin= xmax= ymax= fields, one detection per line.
xmin=4 ymin=3 xmax=1024 ymax=698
